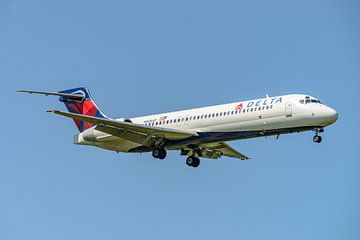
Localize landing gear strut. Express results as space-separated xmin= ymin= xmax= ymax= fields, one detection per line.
xmin=313 ymin=128 xmax=323 ymax=143
xmin=152 ymin=148 xmax=167 ymax=160
xmin=186 ymin=156 xmax=200 ymax=168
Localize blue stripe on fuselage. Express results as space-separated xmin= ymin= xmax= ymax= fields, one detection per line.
xmin=167 ymin=126 xmax=316 ymax=147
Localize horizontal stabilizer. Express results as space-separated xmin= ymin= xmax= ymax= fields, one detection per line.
xmin=16 ymin=90 xmax=84 ymax=101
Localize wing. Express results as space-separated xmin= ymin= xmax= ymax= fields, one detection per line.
xmin=181 ymin=142 xmax=249 ymax=160
xmin=47 ymin=110 xmax=248 ymax=159
xmin=47 ymin=110 xmax=198 ymax=145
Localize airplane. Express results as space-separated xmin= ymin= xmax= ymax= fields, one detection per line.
xmin=17 ymin=87 xmax=338 ymax=168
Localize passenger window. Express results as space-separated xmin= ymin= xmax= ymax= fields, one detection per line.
xmin=299 ymin=100 xmax=304 ymax=104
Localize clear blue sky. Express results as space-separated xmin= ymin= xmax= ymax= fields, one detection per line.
xmin=1 ymin=1 xmax=359 ymax=239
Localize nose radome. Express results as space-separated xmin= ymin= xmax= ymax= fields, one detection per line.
xmin=327 ymin=107 xmax=338 ymax=124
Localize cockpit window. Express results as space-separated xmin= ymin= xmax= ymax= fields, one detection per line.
xmin=299 ymin=97 xmax=322 ymax=104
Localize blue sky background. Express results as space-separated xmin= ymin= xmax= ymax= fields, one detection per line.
xmin=1 ymin=1 xmax=359 ymax=239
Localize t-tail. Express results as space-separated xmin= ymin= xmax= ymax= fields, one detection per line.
xmin=17 ymin=87 xmax=108 ymax=132
xmin=58 ymin=88 xmax=108 ymax=132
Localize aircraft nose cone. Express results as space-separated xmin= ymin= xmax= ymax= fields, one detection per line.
xmin=327 ymin=107 xmax=338 ymax=124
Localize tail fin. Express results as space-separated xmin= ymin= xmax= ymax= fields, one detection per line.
xmin=58 ymin=87 xmax=108 ymax=132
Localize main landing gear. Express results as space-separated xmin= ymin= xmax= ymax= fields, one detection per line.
xmin=152 ymin=148 xmax=167 ymax=160
xmin=313 ymin=128 xmax=324 ymax=143
xmin=186 ymin=156 xmax=200 ymax=168
xmin=152 ymin=148 xmax=200 ymax=168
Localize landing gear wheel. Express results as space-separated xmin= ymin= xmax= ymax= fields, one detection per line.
xmin=152 ymin=148 xmax=167 ymax=159
xmin=313 ymin=135 xmax=322 ymax=143
xmin=186 ymin=156 xmax=200 ymax=168
xmin=152 ymin=148 xmax=161 ymax=158
xmin=158 ymin=149 xmax=167 ymax=160
xmin=186 ymin=156 xmax=194 ymax=166
xmin=192 ymin=157 xmax=200 ymax=167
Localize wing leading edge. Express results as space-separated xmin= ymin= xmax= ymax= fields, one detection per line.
xmin=47 ymin=110 xmax=198 ymax=141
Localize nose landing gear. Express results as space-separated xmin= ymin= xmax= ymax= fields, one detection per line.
xmin=313 ymin=128 xmax=323 ymax=143
xmin=313 ymin=135 xmax=322 ymax=143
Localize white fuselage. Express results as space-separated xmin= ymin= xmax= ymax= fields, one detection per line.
xmin=75 ymin=94 xmax=338 ymax=152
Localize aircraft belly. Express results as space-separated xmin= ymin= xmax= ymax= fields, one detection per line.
xmin=94 ymin=138 xmax=141 ymax=152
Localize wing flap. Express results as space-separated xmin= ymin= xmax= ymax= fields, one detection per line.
xmin=185 ymin=142 xmax=249 ymax=160
xmin=213 ymin=142 xmax=249 ymax=160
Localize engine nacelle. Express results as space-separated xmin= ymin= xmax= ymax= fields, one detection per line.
xmin=118 ymin=118 xmax=133 ymax=123
xmin=81 ymin=128 xmax=97 ymax=142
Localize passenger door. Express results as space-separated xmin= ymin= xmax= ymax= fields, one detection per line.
xmin=285 ymin=102 xmax=292 ymax=117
